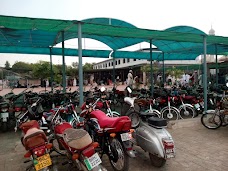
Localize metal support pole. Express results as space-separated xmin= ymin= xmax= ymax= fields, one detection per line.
xmin=1 ymin=69 xmax=3 ymax=90
xmin=78 ymin=22 xmax=84 ymax=106
xmin=112 ymin=51 xmax=116 ymax=85
xmin=61 ymin=31 xmax=66 ymax=93
xmin=215 ymin=44 xmax=218 ymax=88
xmin=162 ymin=52 xmax=165 ymax=84
xmin=203 ymin=36 xmax=208 ymax=112
xmin=49 ymin=47 xmax=54 ymax=92
xmin=150 ymin=39 xmax=153 ymax=96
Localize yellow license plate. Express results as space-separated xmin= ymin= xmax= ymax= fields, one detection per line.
xmin=34 ymin=154 xmax=52 ymax=171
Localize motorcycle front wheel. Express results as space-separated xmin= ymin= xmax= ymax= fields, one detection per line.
xmin=161 ymin=106 xmax=179 ymax=120
xmin=109 ymin=138 xmax=129 ymax=171
xmin=125 ymin=110 xmax=140 ymax=128
xmin=149 ymin=153 xmax=166 ymax=167
xmin=179 ymin=105 xmax=195 ymax=119
xmin=201 ymin=112 xmax=222 ymax=129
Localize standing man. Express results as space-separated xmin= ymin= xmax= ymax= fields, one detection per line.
xmin=127 ymin=70 xmax=133 ymax=88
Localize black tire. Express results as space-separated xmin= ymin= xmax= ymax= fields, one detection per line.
xmin=149 ymin=153 xmax=166 ymax=167
xmin=109 ymin=138 xmax=129 ymax=171
xmin=161 ymin=107 xmax=179 ymax=120
xmin=49 ymin=138 xmax=67 ymax=156
xmin=201 ymin=112 xmax=222 ymax=129
xmin=125 ymin=110 xmax=141 ymax=128
xmin=2 ymin=122 xmax=7 ymax=132
xmin=179 ymin=106 xmax=195 ymax=119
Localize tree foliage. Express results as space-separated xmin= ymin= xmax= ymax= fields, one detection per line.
xmin=166 ymin=66 xmax=184 ymax=79
xmin=140 ymin=64 xmax=159 ymax=73
xmin=12 ymin=61 xmax=33 ymax=73
xmin=83 ymin=62 xmax=94 ymax=71
xmin=4 ymin=61 xmax=11 ymax=69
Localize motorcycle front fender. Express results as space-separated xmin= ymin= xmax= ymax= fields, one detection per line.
xmin=121 ymin=139 xmax=136 ymax=158
xmin=178 ymin=103 xmax=194 ymax=110
xmin=0 ymin=112 xmax=9 ymax=122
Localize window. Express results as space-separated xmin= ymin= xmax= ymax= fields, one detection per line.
xmin=134 ymin=59 xmax=136 ymax=61
xmin=118 ymin=60 xmax=120 ymax=64
xmin=111 ymin=62 xmax=113 ymax=66
xmin=123 ymin=58 xmax=125 ymax=63
xmin=127 ymin=58 xmax=130 ymax=62
xmin=115 ymin=61 xmax=117 ymax=65
xmin=109 ymin=62 xmax=110 ymax=66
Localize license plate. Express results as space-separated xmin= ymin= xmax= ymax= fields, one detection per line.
xmin=194 ymin=103 xmax=200 ymax=109
xmin=165 ymin=148 xmax=175 ymax=158
xmin=1 ymin=112 xmax=9 ymax=122
xmin=84 ymin=153 xmax=102 ymax=170
xmin=200 ymin=102 xmax=204 ymax=108
xmin=121 ymin=132 xmax=131 ymax=142
xmin=34 ymin=154 xmax=52 ymax=171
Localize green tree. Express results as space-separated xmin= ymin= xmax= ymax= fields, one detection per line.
xmin=32 ymin=61 xmax=58 ymax=79
xmin=12 ymin=61 xmax=33 ymax=73
xmin=83 ymin=63 xmax=94 ymax=71
xmin=166 ymin=66 xmax=184 ymax=80
xmin=140 ymin=64 xmax=159 ymax=73
xmin=4 ymin=61 xmax=11 ymax=69
xmin=72 ymin=62 xmax=79 ymax=68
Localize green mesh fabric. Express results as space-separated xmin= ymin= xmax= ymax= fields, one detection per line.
xmin=1 ymin=15 xmax=228 ymax=60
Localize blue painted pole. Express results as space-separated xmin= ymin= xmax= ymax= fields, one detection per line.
xmin=78 ymin=22 xmax=84 ymax=106
xmin=203 ymin=36 xmax=207 ymax=112
xmin=61 ymin=31 xmax=66 ymax=93
xmin=49 ymin=47 xmax=54 ymax=92
xmin=150 ymin=39 xmax=154 ymax=96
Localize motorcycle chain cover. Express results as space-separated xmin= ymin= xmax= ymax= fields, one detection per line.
xmin=148 ymin=117 xmax=167 ymax=127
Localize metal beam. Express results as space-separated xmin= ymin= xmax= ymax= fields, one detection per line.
xmin=61 ymin=31 xmax=66 ymax=93
xmin=150 ymin=39 xmax=154 ymax=96
xmin=203 ymin=36 xmax=207 ymax=112
xmin=215 ymin=44 xmax=218 ymax=88
xmin=49 ymin=47 xmax=54 ymax=92
xmin=78 ymin=22 xmax=84 ymax=106
xmin=162 ymin=52 xmax=165 ymax=84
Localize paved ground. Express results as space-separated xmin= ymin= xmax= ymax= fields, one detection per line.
xmin=1 ymin=87 xmax=228 ymax=171
xmin=0 ymin=118 xmax=227 ymax=171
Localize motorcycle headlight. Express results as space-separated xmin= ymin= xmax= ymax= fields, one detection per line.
xmin=1 ymin=108 xmax=8 ymax=112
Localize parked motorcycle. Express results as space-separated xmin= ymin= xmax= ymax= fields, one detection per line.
xmin=80 ymin=98 xmax=135 ymax=171
xmin=47 ymin=110 xmax=107 ymax=171
xmin=125 ymin=87 xmax=175 ymax=167
xmin=19 ymin=120 xmax=55 ymax=171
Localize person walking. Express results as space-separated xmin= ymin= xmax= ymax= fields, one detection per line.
xmin=127 ymin=70 xmax=134 ymax=88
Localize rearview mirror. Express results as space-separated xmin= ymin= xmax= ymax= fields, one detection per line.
xmin=127 ymin=87 xmax=132 ymax=94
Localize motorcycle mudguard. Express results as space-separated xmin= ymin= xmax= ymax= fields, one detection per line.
xmin=206 ymin=110 xmax=216 ymax=114
xmin=178 ymin=103 xmax=194 ymax=110
xmin=135 ymin=121 xmax=173 ymax=158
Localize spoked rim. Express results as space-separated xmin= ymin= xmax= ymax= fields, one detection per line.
xmin=179 ymin=106 xmax=195 ymax=119
xmin=110 ymin=139 xmax=125 ymax=170
xmin=162 ymin=107 xmax=179 ymax=120
xmin=201 ymin=113 xmax=222 ymax=129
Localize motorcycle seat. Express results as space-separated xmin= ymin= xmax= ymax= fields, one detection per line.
xmin=183 ymin=96 xmax=194 ymax=100
xmin=63 ymin=128 xmax=92 ymax=150
xmin=90 ymin=111 xmax=131 ymax=132
xmin=148 ymin=117 xmax=167 ymax=128
xmin=23 ymin=127 xmax=47 ymax=150
xmin=20 ymin=120 xmax=40 ymax=134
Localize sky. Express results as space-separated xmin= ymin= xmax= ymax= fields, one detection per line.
xmin=0 ymin=0 xmax=228 ymax=67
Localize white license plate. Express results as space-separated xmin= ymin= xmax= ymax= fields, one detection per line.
xmin=121 ymin=132 xmax=131 ymax=142
xmin=194 ymin=103 xmax=200 ymax=109
xmin=1 ymin=112 xmax=9 ymax=122
xmin=200 ymin=102 xmax=204 ymax=108
xmin=84 ymin=153 xmax=102 ymax=170
xmin=166 ymin=148 xmax=175 ymax=158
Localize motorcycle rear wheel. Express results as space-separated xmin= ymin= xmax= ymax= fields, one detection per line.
xmin=149 ymin=153 xmax=166 ymax=168
xmin=109 ymin=138 xmax=129 ymax=171
xmin=49 ymin=138 xmax=67 ymax=156
xmin=201 ymin=112 xmax=222 ymax=129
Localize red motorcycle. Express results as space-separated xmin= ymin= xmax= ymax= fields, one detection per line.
xmin=80 ymin=98 xmax=135 ymax=171
xmin=48 ymin=107 xmax=107 ymax=171
xmin=19 ymin=120 xmax=54 ymax=171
